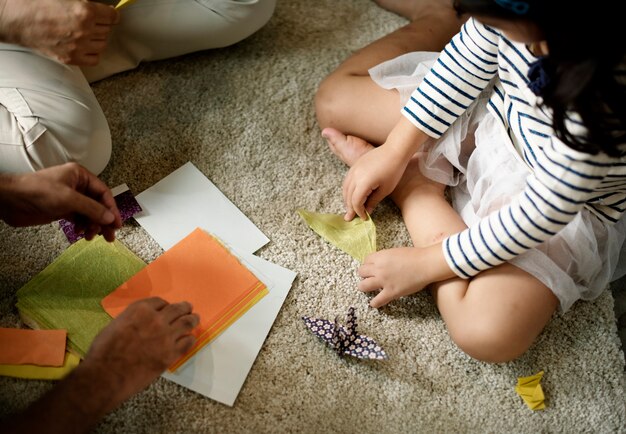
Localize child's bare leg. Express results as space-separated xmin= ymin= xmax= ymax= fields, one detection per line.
xmin=315 ymin=2 xmax=462 ymax=145
xmin=393 ymin=165 xmax=558 ymax=362
xmin=326 ymin=130 xmax=559 ymax=362
xmin=375 ymin=0 xmax=448 ymax=21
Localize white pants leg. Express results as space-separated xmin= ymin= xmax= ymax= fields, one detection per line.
xmin=0 ymin=0 xmax=275 ymax=174
xmin=0 ymin=45 xmax=112 ymax=174
xmin=82 ymin=0 xmax=276 ymax=82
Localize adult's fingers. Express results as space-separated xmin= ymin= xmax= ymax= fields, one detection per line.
xmin=175 ymin=334 xmax=196 ymax=355
xmin=135 ymin=297 xmax=169 ymax=311
xmin=65 ymin=189 xmax=116 ymax=227
xmin=172 ymin=313 xmax=200 ymax=335
xmin=161 ymin=301 xmax=194 ymax=324
xmin=83 ymin=39 xmax=109 ymax=54
xmin=77 ymin=53 xmax=101 ymax=67
xmin=82 ymin=221 xmax=102 ymax=241
xmin=89 ymin=25 xmax=113 ymax=39
xmin=91 ymin=3 xmax=120 ymax=25
xmin=77 ymin=168 xmax=122 ymax=228
xmin=100 ymin=224 xmax=117 ymax=242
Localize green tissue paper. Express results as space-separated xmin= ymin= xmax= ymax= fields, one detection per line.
xmin=16 ymin=236 xmax=146 ymax=356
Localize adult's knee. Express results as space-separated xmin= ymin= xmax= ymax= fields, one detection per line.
xmin=206 ymin=0 xmax=277 ymax=47
xmin=30 ymin=100 xmax=111 ymax=175
xmin=448 ymin=318 xmax=532 ymax=363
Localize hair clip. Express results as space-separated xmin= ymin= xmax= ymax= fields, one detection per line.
xmin=494 ymin=0 xmax=530 ymax=15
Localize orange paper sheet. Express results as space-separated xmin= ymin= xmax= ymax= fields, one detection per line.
xmin=0 ymin=328 xmax=66 ymax=366
xmin=102 ymin=228 xmax=268 ymax=371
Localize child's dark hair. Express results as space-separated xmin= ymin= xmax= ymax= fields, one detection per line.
xmin=453 ymin=0 xmax=626 ymax=157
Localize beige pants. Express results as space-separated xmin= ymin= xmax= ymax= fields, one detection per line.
xmin=0 ymin=0 xmax=275 ymax=174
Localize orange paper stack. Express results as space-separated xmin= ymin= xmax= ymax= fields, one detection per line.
xmin=101 ymin=228 xmax=268 ymax=371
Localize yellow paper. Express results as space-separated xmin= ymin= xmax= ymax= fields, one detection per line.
xmin=515 ymin=371 xmax=546 ymax=410
xmin=297 ymin=210 xmax=376 ymax=263
xmin=0 ymin=352 xmax=80 ymax=380
xmin=115 ymin=0 xmax=136 ymax=9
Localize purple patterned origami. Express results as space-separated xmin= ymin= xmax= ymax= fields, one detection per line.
xmin=302 ymin=307 xmax=387 ymax=360
xmin=59 ymin=184 xmax=142 ymax=243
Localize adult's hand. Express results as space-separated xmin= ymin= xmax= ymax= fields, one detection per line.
xmin=0 ymin=162 xmax=122 ymax=241
xmin=0 ymin=0 xmax=119 ymax=65
xmin=84 ymin=298 xmax=198 ymax=405
xmin=3 ymin=298 xmax=198 ymax=434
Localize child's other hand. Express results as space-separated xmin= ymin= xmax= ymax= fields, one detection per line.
xmin=342 ymin=145 xmax=408 ymax=221
xmin=358 ymin=247 xmax=427 ymax=307
xmin=358 ymin=243 xmax=452 ymax=308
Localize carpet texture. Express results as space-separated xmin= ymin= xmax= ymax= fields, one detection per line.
xmin=1 ymin=0 xmax=625 ymax=432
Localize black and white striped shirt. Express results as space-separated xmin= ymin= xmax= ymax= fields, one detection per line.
xmin=402 ymin=18 xmax=626 ymax=279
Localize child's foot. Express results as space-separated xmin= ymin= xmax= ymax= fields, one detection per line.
xmin=322 ymin=127 xmax=374 ymax=167
xmin=374 ymin=0 xmax=454 ymax=21
xmin=322 ymin=127 xmax=444 ymax=202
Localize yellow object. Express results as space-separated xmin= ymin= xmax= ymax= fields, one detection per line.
xmin=297 ymin=210 xmax=376 ymax=263
xmin=115 ymin=0 xmax=136 ymax=9
xmin=515 ymin=371 xmax=546 ymax=410
xmin=0 ymin=352 xmax=80 ymax=380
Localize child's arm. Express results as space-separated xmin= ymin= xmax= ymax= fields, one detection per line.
xmin=443 ymin=138 xmax=614 ymax=278
xmin=344 ymin=18 xmax=500 ymax=220
xmin=360 ymin=139 xmax=616 ymax=308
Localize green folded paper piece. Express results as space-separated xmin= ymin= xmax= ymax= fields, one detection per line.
xmin=297 ymin=209 xmax=376 ymax=263
xmin=16 ymin=236 xmax=146 ymax=357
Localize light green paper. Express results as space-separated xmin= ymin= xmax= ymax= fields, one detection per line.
xmin=16 ymin=236 xmax=146 ymax=357
xmin=297 ymin=209 xmax=376 ymax=263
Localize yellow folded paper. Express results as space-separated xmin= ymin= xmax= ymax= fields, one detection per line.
xmin=115 ymin=0 xmax=136 ymax=9
xmin=515 ymin=371 xmax=546 ymax=410
xmin=297 ymin=210 xmax=376 ymax=263
xmin=0 ymin=352 xmax=80 ymax=380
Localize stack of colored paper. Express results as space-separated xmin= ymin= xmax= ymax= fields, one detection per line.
xmin=16 ymin=237 xmax=147 ymax=356
xmin=102 ymin=228 xmax=269 ymax=371
xmin=133 ymin=162 xmax=296 ymax=405
xmin=0 ymin=328 xmax=81 ymax=380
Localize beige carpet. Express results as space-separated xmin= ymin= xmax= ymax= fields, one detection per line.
xmin=1 ymin=0 xmax=625 ymax=432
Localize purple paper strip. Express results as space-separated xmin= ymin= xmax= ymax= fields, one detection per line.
xmin=59 ymin=189 xmax=142 ymax=244
xmin=114 ymin=190 xmax=143 ymax=221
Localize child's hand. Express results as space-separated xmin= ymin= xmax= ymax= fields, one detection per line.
xmin=342 ymin=116 xmax=430 ymax=221
xmin=342 ymin=145 xmax=408 ymax=221
xmin=358 ymin=244 xmax=453 ymax=308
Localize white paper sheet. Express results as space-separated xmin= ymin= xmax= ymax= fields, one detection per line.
xmin=134 ymin=162 xmax=269 ymax=253
xmin=134 ymin=163 xmax=295 ymax=406
xmin=161 ymin=253 xmax=296 ymax=406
